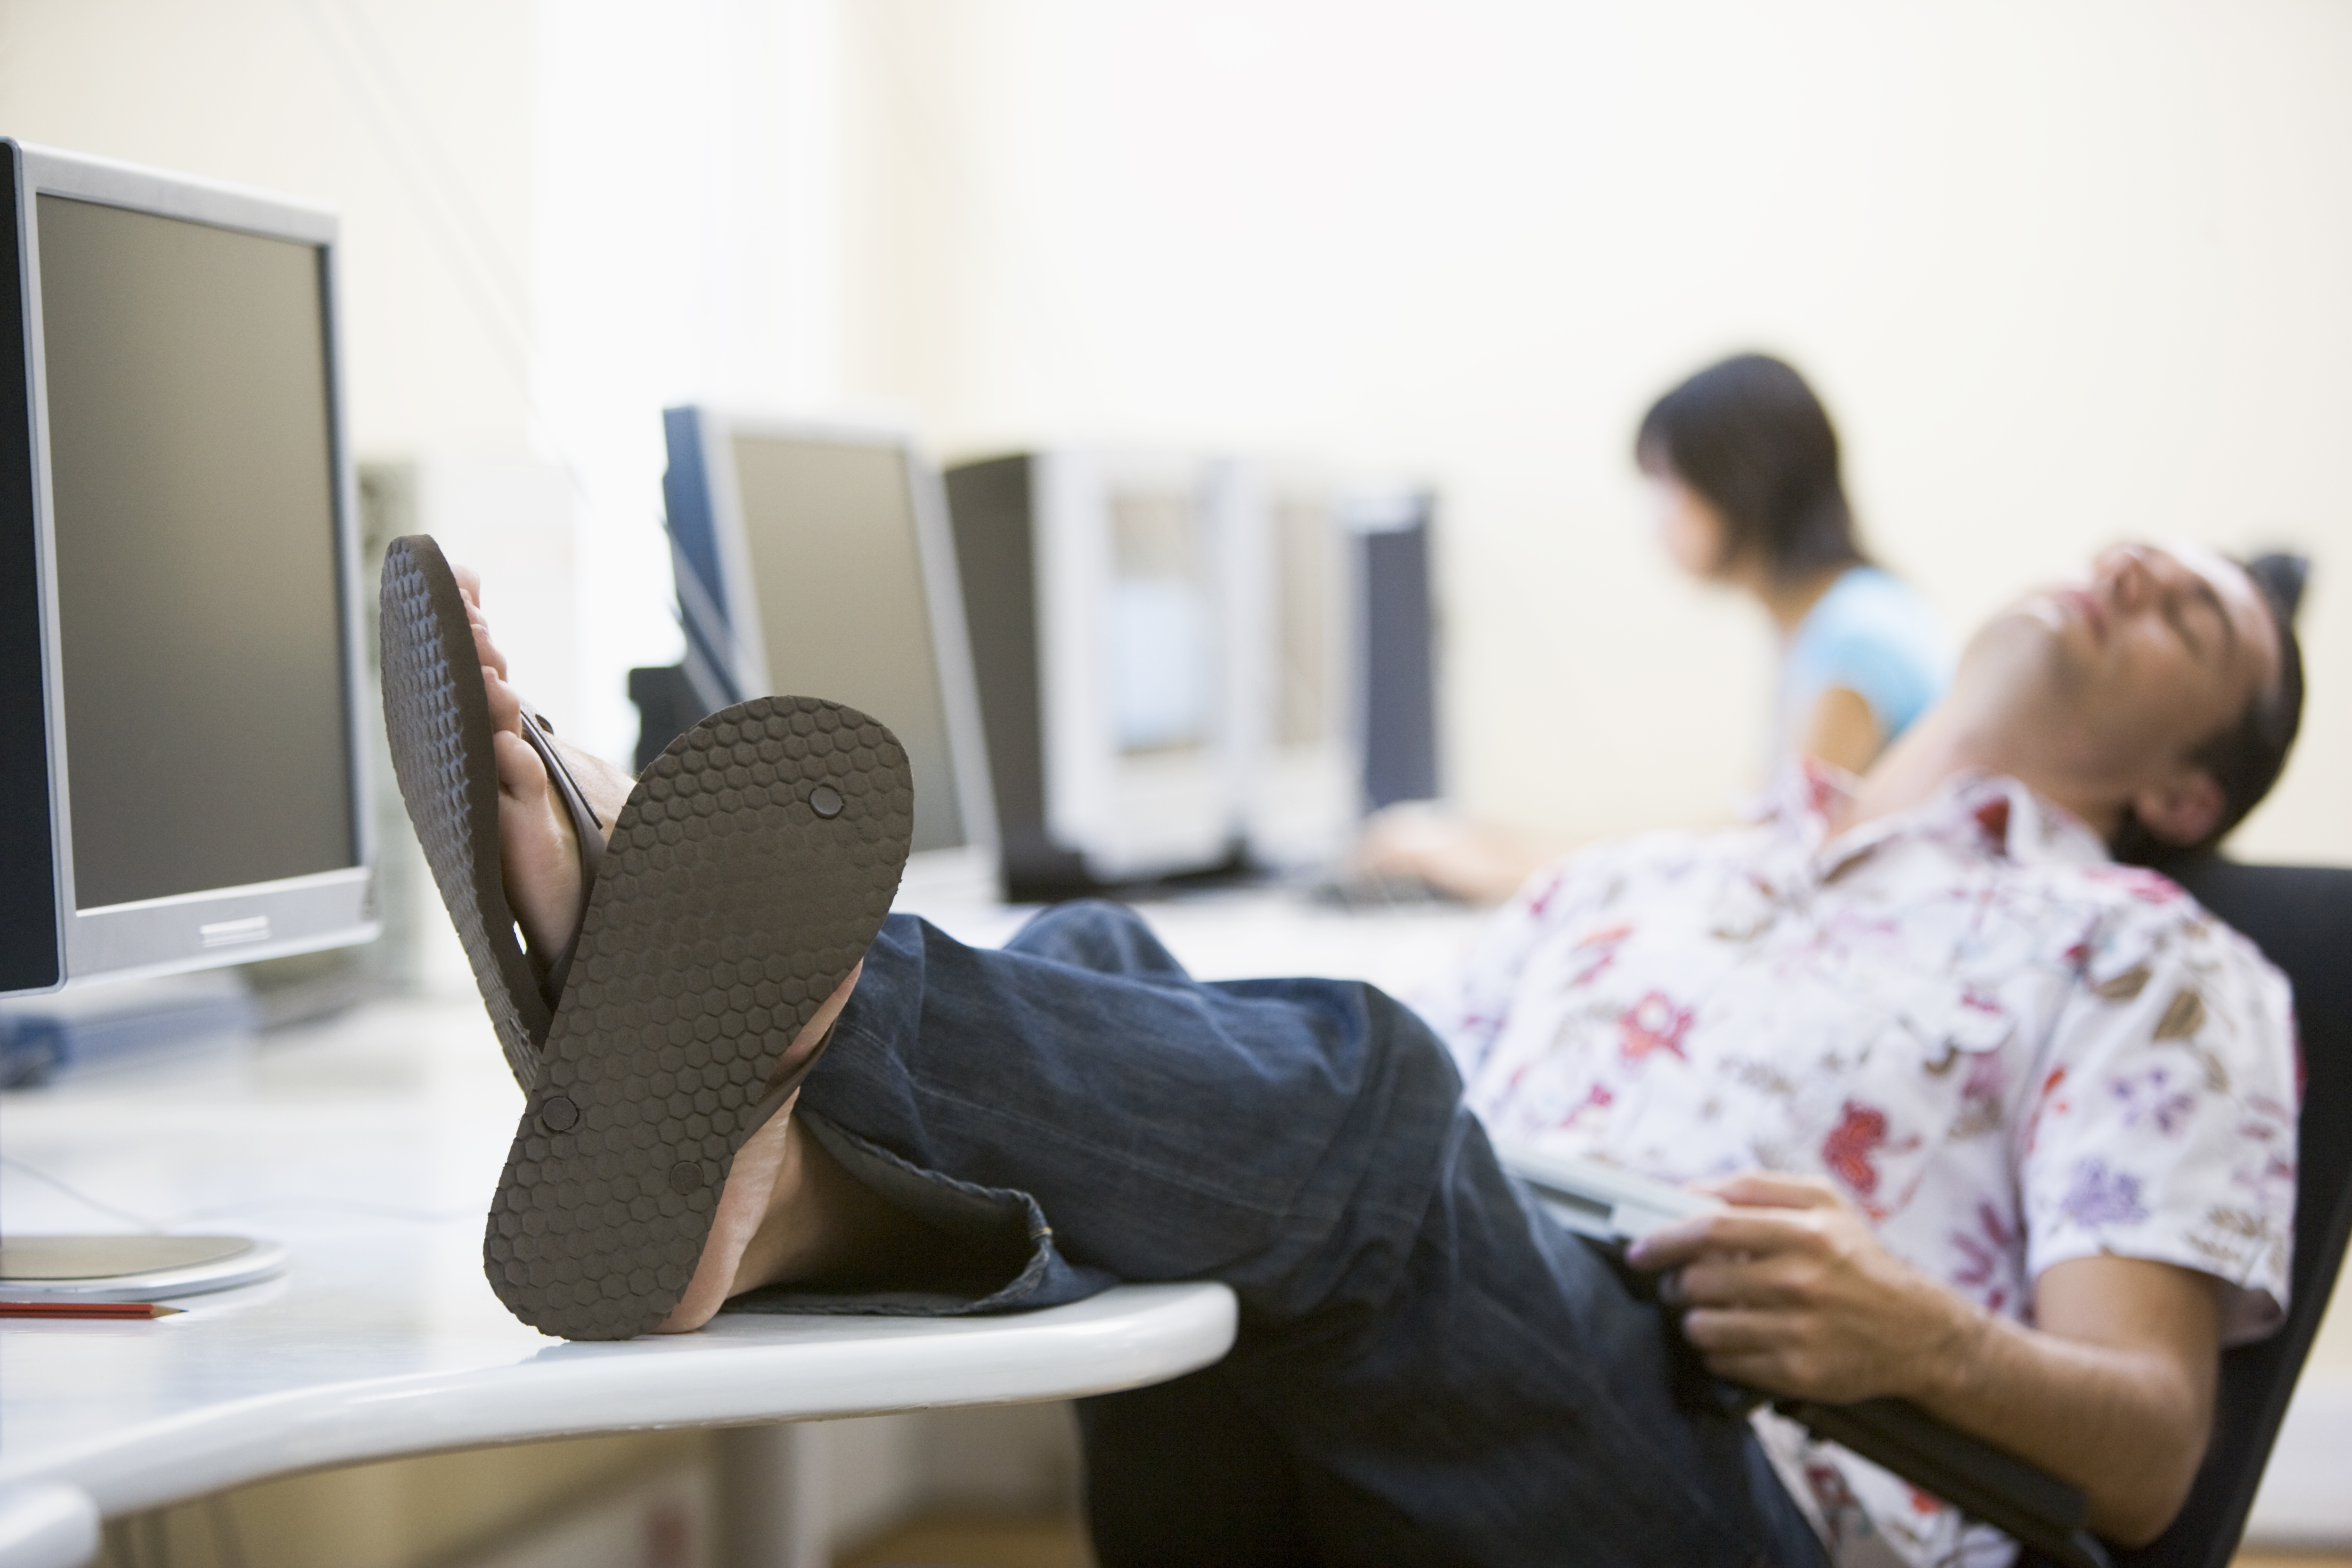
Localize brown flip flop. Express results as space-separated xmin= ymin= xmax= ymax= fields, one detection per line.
xmin=378 ymin=534 xmax=572 ymax=1087
xmin=378 ymin=535 xmax=915 ymax=1339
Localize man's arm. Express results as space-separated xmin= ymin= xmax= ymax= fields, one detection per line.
xmin=1628 ymin=1172 xmax=2222 ymax=1548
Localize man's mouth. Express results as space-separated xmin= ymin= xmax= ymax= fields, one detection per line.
xmin=2052 ymin=586 xmax=2107 ymax=643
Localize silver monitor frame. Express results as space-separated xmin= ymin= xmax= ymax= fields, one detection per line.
xmin=6 ymin=141 xmax=377 ymax=995
xmin=674 ymin=408 xmax=1001 ymax=906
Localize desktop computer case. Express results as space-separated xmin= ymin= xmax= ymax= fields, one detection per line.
xmin=1348 ymin=490 xmax=1441 ymax=810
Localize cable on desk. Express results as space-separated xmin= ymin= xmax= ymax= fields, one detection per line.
xmin=0 ymin=1154 xmax=163 ymax=1232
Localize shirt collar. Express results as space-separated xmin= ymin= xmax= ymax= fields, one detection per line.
xmin=1764 ymin=760 xmax=2112 ymax=879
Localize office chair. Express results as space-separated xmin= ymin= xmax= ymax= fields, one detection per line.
xmin=1784 ymin=858 xmax=2352 ymax=1568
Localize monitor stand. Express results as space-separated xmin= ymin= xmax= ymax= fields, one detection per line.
xmin=0 ymin=1234 xmax=289 ymax=1302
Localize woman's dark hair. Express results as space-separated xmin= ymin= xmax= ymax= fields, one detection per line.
xmin=1635 ymin=353 xmax=1866 ymax=585
xmin=2113 ymin=553 xmax=2309 ymax=867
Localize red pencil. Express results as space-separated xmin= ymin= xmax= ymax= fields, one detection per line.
xmin=0 ymin=1300 xmax=183 ymax=1318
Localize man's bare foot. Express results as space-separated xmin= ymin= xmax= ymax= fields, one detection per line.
xmin=651 ymin=960 xmax=931 ymax=1333
xmin=459 ymin=564 xmax=902 ymax=1335
xmin=452 ymin=565 xmax=631 ymax=959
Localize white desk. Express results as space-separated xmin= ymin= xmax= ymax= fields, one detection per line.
xmin=0 ymin=891 xmax=1486 ymax=1568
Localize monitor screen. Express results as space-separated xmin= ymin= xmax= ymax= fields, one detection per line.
xmin=728 ymin=433 xmax=964 ymax=857
xmin=38 ymin=194 xmax=355 ymax=910
xmin=1106 ymin=485 xmax=1213 ymax=760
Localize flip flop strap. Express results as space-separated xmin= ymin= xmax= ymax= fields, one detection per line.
xmin=517 ymin=705 xmax=606 ymax=1011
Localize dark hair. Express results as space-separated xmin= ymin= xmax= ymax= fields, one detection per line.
xmin=1635 ymin=353 xmax=1866 ymax=585
xmin=2113 ymin=553 xmax=2309 ymax=866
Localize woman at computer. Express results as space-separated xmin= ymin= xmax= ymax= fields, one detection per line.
xmin=1639 ymin=351 xmax=1947 ymax=774
xmin=1359 ymin=352 xmax=1949 ymax=902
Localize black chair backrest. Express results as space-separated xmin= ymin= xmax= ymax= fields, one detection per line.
xmin=2115 ymin=859 xmax=2352 ymax=1568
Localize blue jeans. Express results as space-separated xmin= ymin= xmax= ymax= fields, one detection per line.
xmin=749 ymin=904 xmax=1823 ymax=1568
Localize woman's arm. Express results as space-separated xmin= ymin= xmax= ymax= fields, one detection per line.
xmin=1354 ymin=805 xmax=1574 ymax=905
xmin=1798 ymin=684 xmax=1886 ymax=776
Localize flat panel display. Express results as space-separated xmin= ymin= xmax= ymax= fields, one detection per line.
xmin=730 ymin=433 xmax=964 ymax=855
xmin=39 ymin=194 xmax=355 ymax=909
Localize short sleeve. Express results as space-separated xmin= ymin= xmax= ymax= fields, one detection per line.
xmin=2017 ymin=901 xmax=2299 ymax=1344
xmin=1791 ymin=572 xmax=1952 ymax=743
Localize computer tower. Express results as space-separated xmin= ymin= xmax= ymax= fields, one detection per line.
xmin=1343 ymin=488 xmax=1440 ymax=810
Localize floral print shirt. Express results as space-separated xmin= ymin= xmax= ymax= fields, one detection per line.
xmin=1418 ymin=767 xmax=2298 ymax=1568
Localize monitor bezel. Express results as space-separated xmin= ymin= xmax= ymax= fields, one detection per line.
xmin=8 ymin=141 xmax=378 ymax=994
xmin=670 ymin=406 xmax=1002 ymax=906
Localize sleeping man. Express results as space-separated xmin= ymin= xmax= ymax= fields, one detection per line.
xmin=383 ymin=537 xmax=2303 ymax=1568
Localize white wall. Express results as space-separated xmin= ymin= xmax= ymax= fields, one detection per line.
xmin=13 ymin=0 xmax=2340 ymax=851
xmin=833 ymin=0 xmax=2352 ymax=864
xmin=0 ymin=0 xmax=843 ymax=762
xmin=529 ymin=0 xmax=842 ymax=757
xmin=0 ymin=0 xmax=539 ymax=456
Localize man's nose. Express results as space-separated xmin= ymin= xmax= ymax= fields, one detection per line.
xmin=2099 ymin=545 xmax=2156 ymax=611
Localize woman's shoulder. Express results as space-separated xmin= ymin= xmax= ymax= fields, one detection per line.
xmin=1799 ymin=566 xmax=1945 ymax=655
xmin=1812 ymin=564 xmax=1933 ymax=623
xmin=1788 ymin=566 xmax=1953 ymax=737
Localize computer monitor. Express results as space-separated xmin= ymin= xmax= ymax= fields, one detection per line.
xmin=0 ymin=139 xmax=376 ymax=1002
xmin=1219 ymin=462 xmax=1361 ymax=871
xmin=944 ymin=450 xmax=1238 ymax=892
xmin=0 ymin=140 xmax=369 ymax=1301
xmin=660 ymin=408 xmax=999 ymax=904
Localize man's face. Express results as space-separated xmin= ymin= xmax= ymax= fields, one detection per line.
xmin=1961 ymin=543 xmax=2280 ymax=819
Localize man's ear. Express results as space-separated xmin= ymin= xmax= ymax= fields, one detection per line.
xmin=2128 ymin=768 xmax=2228 ymax=849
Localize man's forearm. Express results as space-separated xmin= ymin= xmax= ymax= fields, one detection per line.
xmin=1636 ymin=1181 xmax=2225 ymax=1548
xmin=1898 ymin=1261 xmax=2218 ymax=1546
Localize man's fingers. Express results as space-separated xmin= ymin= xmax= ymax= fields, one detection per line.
xmin=1669 ymin=1255 xmax=1817 ymax=1310
xmin=452 ymin=563 xmax=483 ymax=609
xmin=1681 ymin=1305 xmax=1800 ymax=1356
xmin=1629 ymin=1209 xmax=1821 ymax=1269
xmin=1700 ymin=1171 xmax=1844 ymax=1211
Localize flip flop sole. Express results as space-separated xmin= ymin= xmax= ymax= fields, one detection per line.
xmin=378 ymin=536 xmax=551 ymax=1090
xmin=483 ymin=696 xmax=914 ymax=1340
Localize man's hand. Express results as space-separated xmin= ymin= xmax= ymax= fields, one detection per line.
xmin=1626 ymin=1170 xmax=2224 ymax=1546
xmin=1626 ymin=1171 xmax=1978 ymax=1405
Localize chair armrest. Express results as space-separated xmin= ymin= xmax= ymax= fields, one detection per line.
xmin=1773 ymin=1396 xmax=2113 ymax=1568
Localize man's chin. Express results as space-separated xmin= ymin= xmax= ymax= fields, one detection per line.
xmin=1952 ymin=610 xmax=2082 ymax=717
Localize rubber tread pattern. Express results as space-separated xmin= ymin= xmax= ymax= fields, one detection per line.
xmin=378 ymin=536 xmax=551 ymax=1090
xmin=483 ymin=696 xmax=913 ymax=1340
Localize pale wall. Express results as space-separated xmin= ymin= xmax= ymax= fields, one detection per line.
xmin=835 ymin=0 xmax=2352 ymax=865
xmin=0 ymin=0 xmax=539 ymax=458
